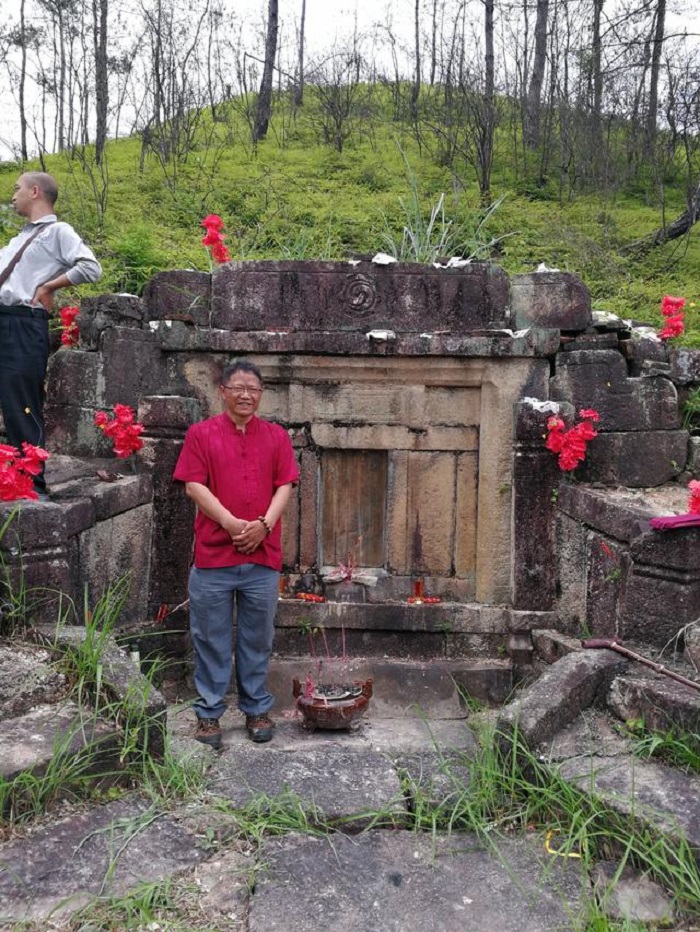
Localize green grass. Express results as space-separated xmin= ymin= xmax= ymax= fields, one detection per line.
xmin=625 ymin=719 xmax=700 ymax=775
xmin=401 ymin=719 xmax=700 ymax=923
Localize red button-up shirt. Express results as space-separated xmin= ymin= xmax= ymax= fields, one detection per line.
xmin=173 ymin=413 xmax=298 ymax=570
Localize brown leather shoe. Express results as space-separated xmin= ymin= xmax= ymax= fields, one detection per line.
xmin=246 ymin=713 xmax=275 ymax=743
xmin=195 ymin=716 xmax=222 ymax=750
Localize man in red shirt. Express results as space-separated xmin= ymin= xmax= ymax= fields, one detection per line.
xmin=174 ymin=359 xmax=298 ymax=748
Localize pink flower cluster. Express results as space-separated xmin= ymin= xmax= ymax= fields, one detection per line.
xmin=201 ymin=214 xmax=231 ymax=265
xmin=59 ymin=306 xmax=80 ymax=347
xmin=546 ymin=408 xmax=600 ymax=471
xmin=688 ymin=480 xmax=700 ymax=515
xmin=658 ymin=294 xmax=686 ymax=341
xmin=0 ymin=442 xmax=50 ymax=501
xmin=94 ymin=404 xmax=145 ymax=459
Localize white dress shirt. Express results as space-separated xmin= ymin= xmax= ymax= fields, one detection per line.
xmin=0 ymin=214 xmax=102 ymax=307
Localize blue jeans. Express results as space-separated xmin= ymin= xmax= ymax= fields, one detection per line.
xmin=188 ymin=564 xmax=280 ymax=719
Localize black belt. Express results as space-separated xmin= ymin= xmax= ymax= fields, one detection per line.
xmin=0 ymin=305 xmax=49 ymax=319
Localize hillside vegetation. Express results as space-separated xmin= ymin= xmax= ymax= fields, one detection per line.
xmin=1 ymin=88 xmax=699 ymax=341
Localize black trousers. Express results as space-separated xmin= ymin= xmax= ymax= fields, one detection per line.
xmin=0 ymin=306 xmax=49 ymax=493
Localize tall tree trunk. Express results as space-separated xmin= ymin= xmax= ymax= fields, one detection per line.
xmin=524 ymin=0 xmax=549 ymax=148
xmin=57 ymin=8 xmax=67 ymax=150
xmin=18 ymin=0 xmax=28 ymax=161
xmin=430 ymin=0 xmax=438 ymax=86
xmin=254 ymin=0 xmax=279 ymax=142
xmin=591 ymin=0 xmax=604 ymax=162
xmin=93 ymin=0 xmax=108 ymax=164
xmin=480 ymin=0 xmax=495 ymax=201
xmin=294 ymin=0 xmax=306 ymax=107
xmin=410 ymin=0 xmax=421 ymax=118
xmin=646 ymin=0 xmax=666 ymax=154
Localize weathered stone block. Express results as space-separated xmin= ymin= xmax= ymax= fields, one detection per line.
xmin=512 ymin=447 xmax=559 ymax=610
xmin=297 ymin=448 xmax=318 ymax=570
xmin=669 ymin=347 xmax=700 ymax=385
xmin=138 ymin=395 xmax=202 ymax=432
xmin=47 ymin=350 xmax=103 ymax=407
xmin=212 ymin=260 xmax=511 ymax=333
xmin=1 ymin=552 xmax=73 ymax=625
xmin=580 ymin=431 xmax=687 ymax=487
xmin=44 ymin=405 xmax=113 ymax=458
xmin=585 ymin=533 xmax=628 ymax=638
xmin=101 ymin=329 xmax=168 ymax=409
xmin=78 ymin=504 xmax=154 ymax=627
xmin=619 ymin=567 xmax=700 ymax=646
xmin=60 ymin=498 xmax=97 ymax=538
xmin=281 ymin=453 xmax=301 ymax=571
xmin=631 ymin=527 xmax=700 ymax=571
xmin=608 ymin=674 xmax=700 ymax=735
xmin=79 ymin=294 xmax=144 ymax=350
xmin=510 ymin=271 xmax=591 ymax=331
xmin=555 ymin=512 xmax=588 ymax=634
xmin=686 ymin=624 xmax=700 ymax=670
xmin=557 ymin=484 xmax=655 ymax=542
xmin=497 ymin=649 xmax=627 ymax=747
xmin=687 ymin=437 xmax=700 ymax=476
xmin=531 ymin=629 xmax=582 ymax=663
xmin=141 ymin=438 xmax=193 ymax=606
xmin=514 ymin=399 xmax=574 ymax=445
xmin=551 ymin=350 xmax=680 ymax=431
xmin=0 ymin=502 xmax=74 ymax=620
xmin=454 ymin=452 xmax=478 ymax=582
xmin=80 ymin=474 xmax=152 ymax=521
xmin=142 ymin=270 xmax=211 ymax=325
xmin=562 ymin=332 xmax=619 ymax=351
xmin=620 ymin=337 xmax=669 ymax=377
xmin=0 ymin=644 xmax=68 ymax=721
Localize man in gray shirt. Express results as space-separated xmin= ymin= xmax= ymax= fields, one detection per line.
xmin=0 ymin=171 xmax=102 ymax=495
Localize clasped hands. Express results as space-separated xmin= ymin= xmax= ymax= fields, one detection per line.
xmin=230 ymin=518 xmax=267 ymax=555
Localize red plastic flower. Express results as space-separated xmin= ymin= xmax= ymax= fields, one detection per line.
xmin=94 ymin=405 xmax=144 ymax=459
xmin=201 ymin=214 xmax=225 ymax=231
xmin=0 ymin=442 xmax=50 ymax=501
xmin=200 ymin=214 xmax=231 ymax=265
xmin=661 ymin=295 xmax=686 ymax=317
xmin=658 ymin=313 xmax=685 ymax=341
xmin=59 ymin=305 xmax=80 ymax=348
xmin=688 ymin=480 xmax=700 ymax=515
xmin=18 ymin=442 xmax=50 ymax=476
xmin=545 ymin=409 xmax=600 ymax=472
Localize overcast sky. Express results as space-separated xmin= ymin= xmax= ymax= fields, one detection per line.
xmin=1 ymin=0 xmax=697 ymax=160
xmin=0 ymin=0 xmax=415 ymax=159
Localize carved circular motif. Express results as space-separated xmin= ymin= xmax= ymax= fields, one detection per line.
xmin=340 ymin=274 xmax=377 ymax=315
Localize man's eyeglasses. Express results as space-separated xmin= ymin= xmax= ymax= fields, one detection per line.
xmin=221 ymin=384 xmax=263 ymax=396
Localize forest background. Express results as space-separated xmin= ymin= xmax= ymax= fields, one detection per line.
xmin=1 ymin=0 xmax=700 ymax=341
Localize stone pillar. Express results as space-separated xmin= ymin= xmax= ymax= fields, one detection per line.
xmin=0 ymin=503 xmax=72 ymax=626
xmin=511 ymin=400 xmax=565 ymax=610
xmin=476 ymin=359 xmax=550 ymax=604
xmin=138 ymin=396 xmax=201 ymax=618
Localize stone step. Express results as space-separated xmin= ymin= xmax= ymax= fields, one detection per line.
xmin=0 ymin=640 xmax=69 ymax=722
xmin=495 ymin=646 xmax=700 ymax=862
xmin=273 ymin=598 xmax=553 ymax=660
xmin=0 ymin=702 xmax=120 ymax=784
xmin=266 ymin=656 xmax=513 ymax=714
xmin=546 ymin=712 xmax=700 ymax=859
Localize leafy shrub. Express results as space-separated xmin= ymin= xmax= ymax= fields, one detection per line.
xmin=111 ymin=224 xmax=170 ymax=295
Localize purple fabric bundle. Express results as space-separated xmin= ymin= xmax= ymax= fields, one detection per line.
xmin=649 ymin=513 xmax=700 ymax=531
